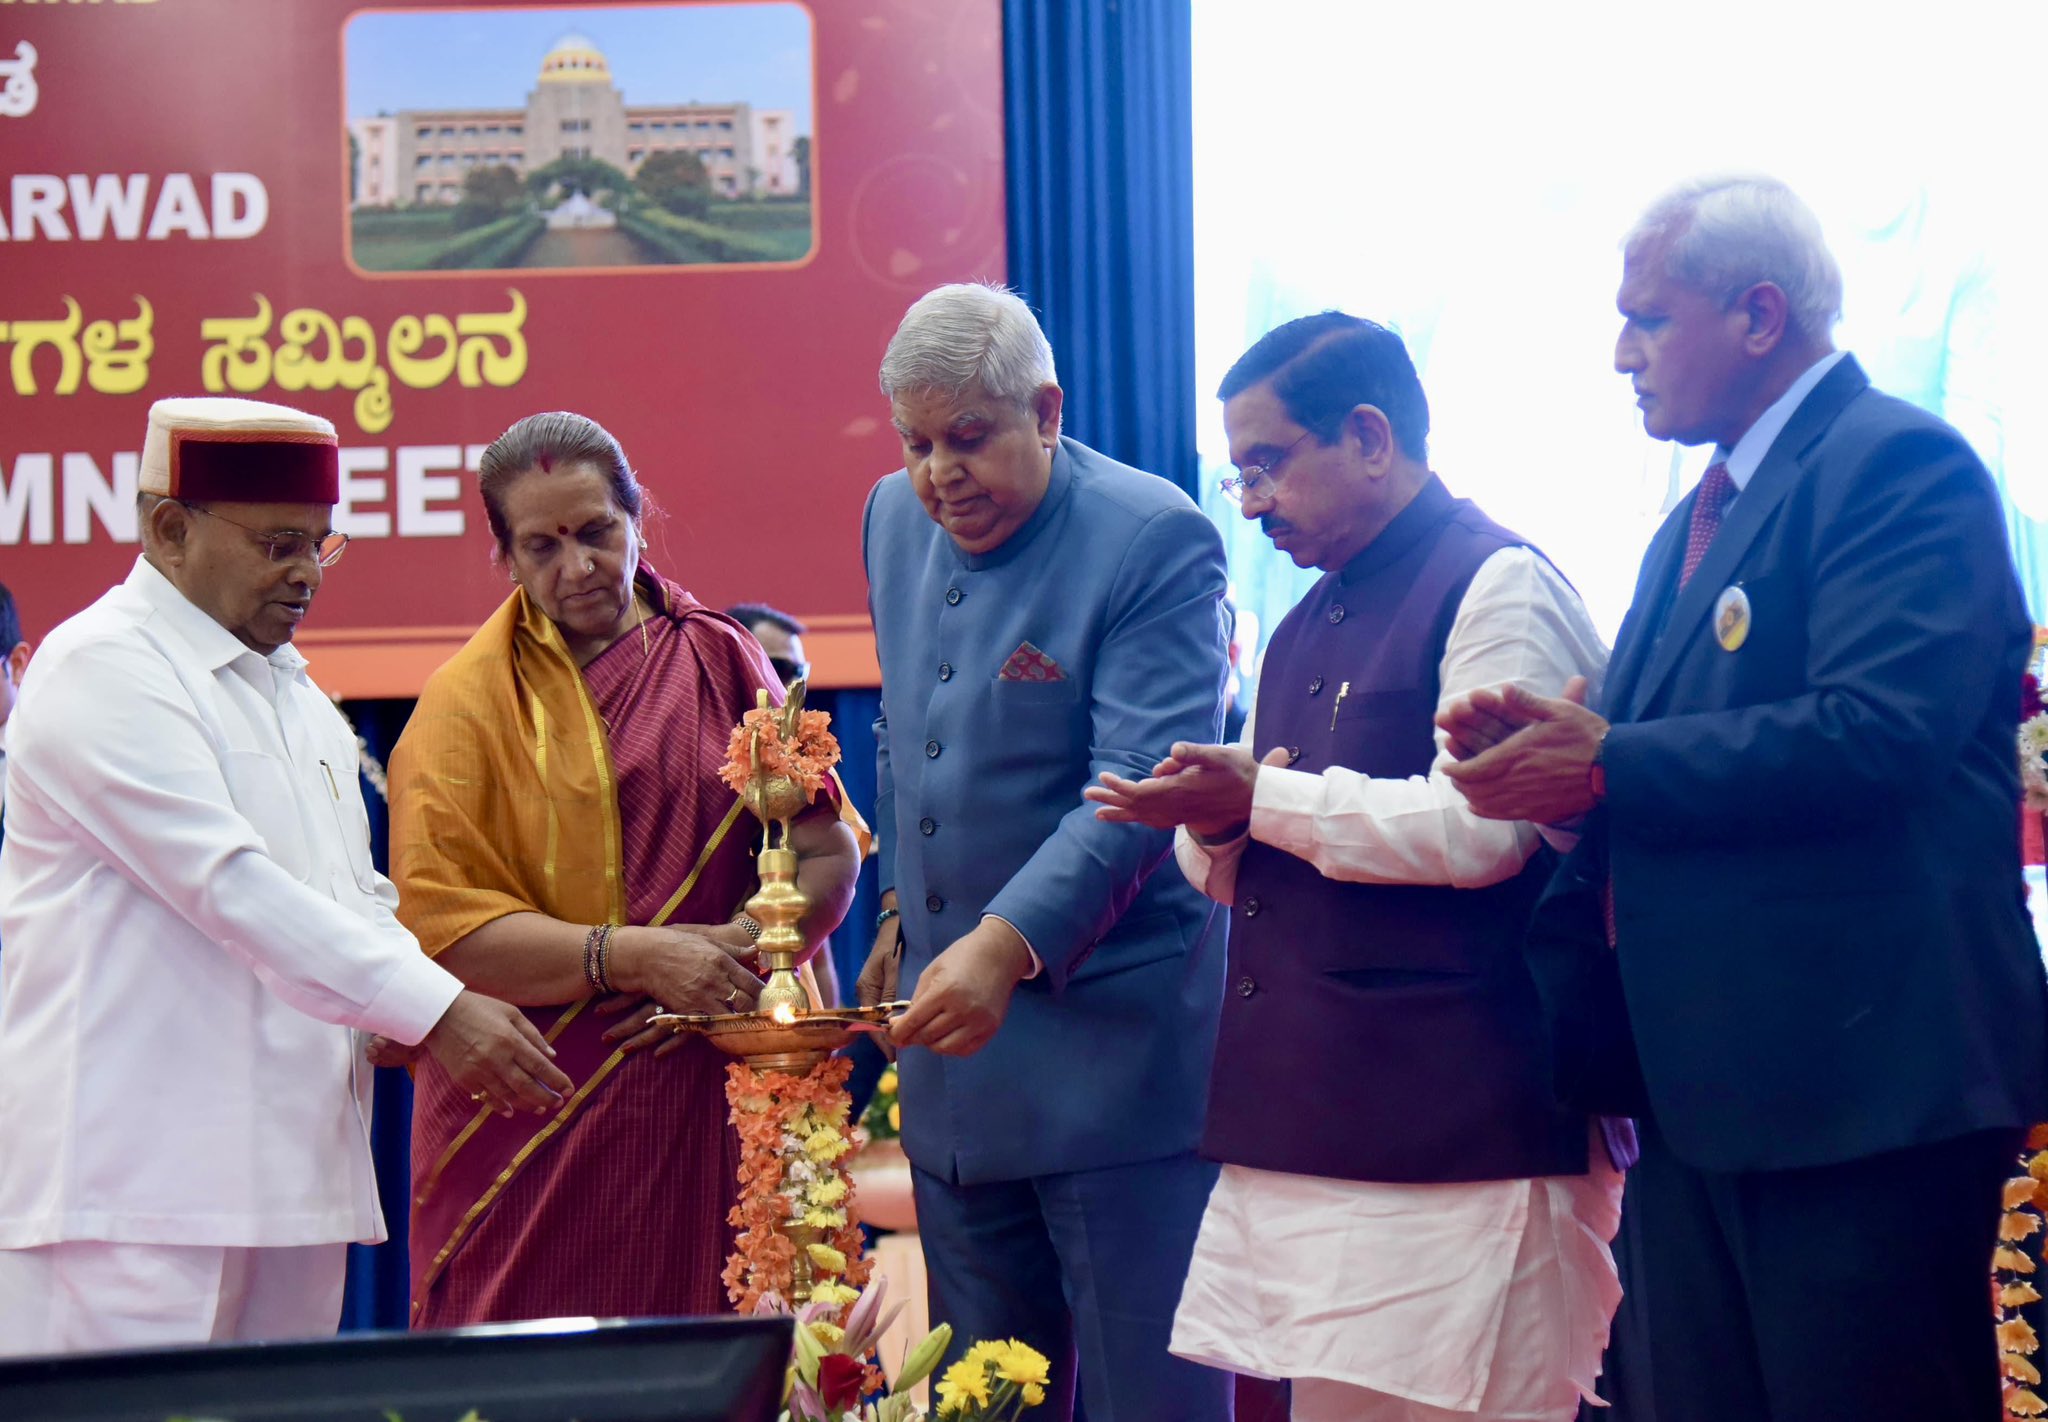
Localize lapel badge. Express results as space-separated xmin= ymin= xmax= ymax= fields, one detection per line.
xmin=1713 ymin=584 xmax=1751 ymax=652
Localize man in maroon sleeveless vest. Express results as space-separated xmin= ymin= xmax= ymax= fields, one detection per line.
xmin=1090 ymin=314 xmax=1621 ymax=1421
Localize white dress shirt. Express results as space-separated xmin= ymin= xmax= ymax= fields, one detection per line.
xmin=1178 ymin=545 xmax=1609 ymax=899
xmin=0 ymin=558 xmax=460 ymax=1249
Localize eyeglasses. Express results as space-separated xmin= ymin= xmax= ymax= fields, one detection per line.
xmin=769 ymin=656 xmax=810 ymax=687
xmin=181 ymin=502 xmax=350 ymax=568
xmin=1220 ymin=430 xmax=1314 ymax=503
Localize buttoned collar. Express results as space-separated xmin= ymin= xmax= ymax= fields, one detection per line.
xmin=949 ymin=437 xmax=1078 ymax=572
xmin=1713 ymin=349 xmax=1849 ymax=494
xmin=125 ymin=556 xmax=309 ymax=686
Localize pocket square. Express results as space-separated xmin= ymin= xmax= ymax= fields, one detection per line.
xmin=999 ymin=641 xmax=1066 ymax=682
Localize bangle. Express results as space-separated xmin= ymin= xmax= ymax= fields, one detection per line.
xmin=591 ymin=923 xmax=617 ymax=994
xmin=875 ymin=906 xmax=900 ymax=933
xmin=582 ymin=924 xmax=605 ymax=991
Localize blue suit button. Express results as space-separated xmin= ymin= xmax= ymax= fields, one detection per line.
xmin=925 ymin=740 xmax=941 ymax=758
xmin=1308 ymin=675 xmax=1324 ymax=695
xmin=1287 ymin=747 xmax=1302 ymax=765
xmin=1236 ymin=976 xmax=1257 ymax=997
xmin=1242 ymin=896 xmax=1261 ymax=917
xmin=946 ymin=587 xmax=962 ymax=606
xmin=938 ymin=663 xmax=953 ymax=681
xmin=926 ymin=893 xmax=945 ymax=913
xmin=1327 ymin=605 xmax=1345 ymax=624
xmin=920 ymin=817 xmax=937 ymax=836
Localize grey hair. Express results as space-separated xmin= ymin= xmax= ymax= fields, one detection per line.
xmin=1625 ymin=175 xmax=1843 ymax=340
xmin=878 ymin=282 xmax=1058 ymax=407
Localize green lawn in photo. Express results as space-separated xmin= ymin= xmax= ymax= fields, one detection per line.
xmin=350 ymin=200 xmax=812 ymax=272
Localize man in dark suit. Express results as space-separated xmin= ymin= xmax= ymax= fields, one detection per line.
xmin=1439 ymin=175 xmax=2048 ymax=1421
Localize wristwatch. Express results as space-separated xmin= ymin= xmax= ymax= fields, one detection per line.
xmin=1588 ymin=731 xmax=1609 ymax=803
xmin=731 ymin=911 xmax=764 ymax=946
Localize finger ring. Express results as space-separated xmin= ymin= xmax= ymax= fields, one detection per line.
xmin=724 ymin=989 xmax=741 ymax=1009
xmin=471 ymin=1091 xmax=489 ymax=1105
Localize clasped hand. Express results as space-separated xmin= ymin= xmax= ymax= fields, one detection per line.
xmin=1437 ymin=674 xmax=1609 ymax=824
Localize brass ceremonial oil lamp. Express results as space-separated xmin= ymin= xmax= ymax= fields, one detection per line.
xmin=653 ymin=680 xmax=905 ymax=1307
xmin=655 ymin=679 xmax=906 ymax=1071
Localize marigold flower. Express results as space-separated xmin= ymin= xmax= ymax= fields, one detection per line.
xmin=2011 ymin=1178 xmax=2045 ymax=1211
xmin=1998 ymin=1246 xmax=2038 ymax=1274
xmin=877 ymin=1068 xmax=900 ymax=1096
xmin=2009 ymin=1351 xmax=2044 ymax=1385
xmin=2010 ymin=1385 xmax=2048 ymax=1417
xmin=2004 ymin=1212 xmax=2043 ymax=1243
xmin=2006 ymin=1282 xmax=2045 ymax=1309
xmin=2000 ymin=1317 xmax=2041 ymax=1353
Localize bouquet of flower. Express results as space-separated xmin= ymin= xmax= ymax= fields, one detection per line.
xmin=763 ymin=1276 xmax=1050 ymax=1422
xmin=860 ymin=1065 xmax=902 ymax=1144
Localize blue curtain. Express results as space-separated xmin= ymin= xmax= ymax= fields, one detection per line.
xmin=1005 ymin=0 xmax=1198 ymax=497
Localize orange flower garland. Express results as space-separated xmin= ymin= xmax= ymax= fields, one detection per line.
xmin=724 ymin=1056 xmax=873 ymax=1317
xmin=720 ymin=705 xmax=844 ymax=798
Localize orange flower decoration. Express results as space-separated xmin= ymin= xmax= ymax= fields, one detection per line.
xmin=718 ymin=706 xmax=843 ymax=798
xmin=722 ymin=1057 xmax=872 ymax=1318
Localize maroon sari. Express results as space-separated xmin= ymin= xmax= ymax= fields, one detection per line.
xmin=403 ymin=573 xmax=787 ymax=1326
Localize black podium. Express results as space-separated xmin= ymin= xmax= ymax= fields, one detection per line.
xmin=0 ymin=1314 xmax=793 ymax=1422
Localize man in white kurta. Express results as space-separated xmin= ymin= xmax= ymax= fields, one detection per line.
xmin=1089 ymin=315 xmax=1623 ymax=1422
xmin=0 ymin=397 xmax=570 ymax=1355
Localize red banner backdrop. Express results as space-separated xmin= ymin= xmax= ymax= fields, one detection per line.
xmin=0 ymin=0 xmax=1004 ymax=693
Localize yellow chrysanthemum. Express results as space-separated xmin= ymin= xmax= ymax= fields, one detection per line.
xmin=807 ymin=1175 xmax=849 ymax=1206
xmin=1022 ymin=1382 xmax=1046 ymax=1408
xmin=806 ymin=1242 xmax=848 ymax=1274
xmin=993 ymin=1340 xmax=1051 ymax=1386
xmin=935 ymin=1359 xmax=992 ymax=1415
xmin=963 ymin=1339 xmax=1008 ymax=1370
xmin=805 ymin=1128 xmax=852 ymax=1162
xmin=803 ymin=1206 xmax=849 ymax=1229
xmin=889 ymin=1101 xmax=902 ymax=1131
xmin=808 ymin=1320 xmax=845 ymax=1348
xmin=878 ymin=1068 xmax=900 ymax=1095
xmin=811 ymin=1280 xmax=861 ymax=1308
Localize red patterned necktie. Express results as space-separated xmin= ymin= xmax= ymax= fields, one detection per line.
xmin=1606 ymin=462 xmax=1738 ymax=946
xmin=1678 ymin=462 xmax=1736 ymax=591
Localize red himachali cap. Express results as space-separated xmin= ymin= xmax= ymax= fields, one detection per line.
xmin=139 ymin=396 xmax=341 ymax=505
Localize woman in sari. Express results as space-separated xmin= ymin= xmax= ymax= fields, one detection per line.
xmin=385 ymin=411 xmax=860 ymax=1327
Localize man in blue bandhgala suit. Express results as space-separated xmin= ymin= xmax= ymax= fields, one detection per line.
xmin=856 ymin=282 xmax=1233 ymax=1422
xmin=1441 ymin=175 xmax=2048 ymax=1422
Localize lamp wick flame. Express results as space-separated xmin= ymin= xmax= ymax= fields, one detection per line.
xmin=770 ymin=1002 xmax=798 ymax=1026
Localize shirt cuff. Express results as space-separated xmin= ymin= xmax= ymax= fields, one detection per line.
xmin=984 ymin=914 xmax=1043 ymax=981
xmin=361 ymin=951 xmax=465 ymax=1046
xmin=1246 ymin=764 xmax=1323 ymax=859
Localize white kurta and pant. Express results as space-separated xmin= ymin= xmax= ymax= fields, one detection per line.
xmin=1169 ymin=548 xmax=1625 ymax=1422
xmin=0 ymin=558 xmax=462 ymax=1355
